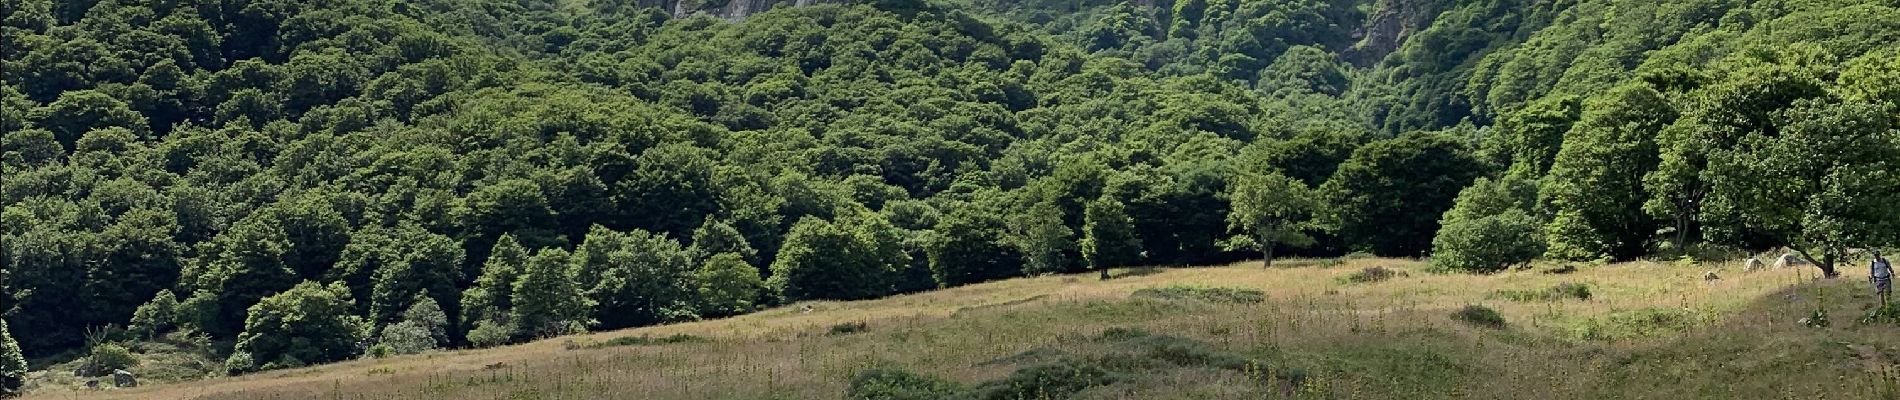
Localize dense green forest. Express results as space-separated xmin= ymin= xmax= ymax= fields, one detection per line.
xmin=2 ymin=0 xmax=1898 ymax=389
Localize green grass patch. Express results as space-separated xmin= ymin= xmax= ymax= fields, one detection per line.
xmin=1491 ymin=282 xmax=1592 ymax=302
xmin=1452 ymin=305 xmax=1506 ymax=328
xmin=581 ymin=334 xmax=708 ymax=349
xmin=849 ymin=328 xmax=1305 ymax=399
xmin=829 ymin=321 xmax=869 ymax=336
xmin=846 ymin=366 xmax=965 ymax=400
xmin=1131 ymin=285 xmax=1266 ymax=304
xmin=1570 ymin=307 xmax=1704 ymax=340
xmin=1338 ymin=266 xmax=1406 ymax=284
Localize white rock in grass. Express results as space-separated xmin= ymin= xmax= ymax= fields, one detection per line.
xmin=112 ymin=369 xmax=137 ymax=388
xmin=1744 ymin=257 xmax=1765 ymax=272
xmin=1774 ymin=253 xmax=1807 ymax=269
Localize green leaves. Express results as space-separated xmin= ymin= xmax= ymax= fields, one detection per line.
xmin=771 ymin=212 xmax=911 ymax=301
xmin=1322 ymin=133 xmax=1485 ymax=257
xmin=34 ymin=90 xmax=147 ymax=148
xmin=573 ymin=225 xmax=698 ymax=329
xmin=1432 ymin=177 xmax=1543 ymax=273
xmin=696 ymin=253 xmax=766 ymax=317
xmin=228 ymin=281 xmax=368 ymax=374
xmin=1223 ymin=170 xmax=1318 ymax=267
xmin=1082 ymin=195 xmax=1141 ymax=273
xmin=512 ymin=248 xmax=593 ymax=340
xmin=0 ymin=318 xmax=24 ymax=395
xmin=1539 ymin=84 xmax=1674 ymax=261
xmin=1705 ymin=98 xmax=1900 ymax=275
xmin=929 ymin=200 xmax=1024 ymax=286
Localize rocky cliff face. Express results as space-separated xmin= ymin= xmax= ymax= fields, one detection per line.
xmin=1343 ymin=0 xmax=1444 ymax=67
xmin=638 ymin=0 xmax=846 ymax=20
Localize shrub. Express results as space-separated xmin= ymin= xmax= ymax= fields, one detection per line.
xmin=1803 ymin=307 xmax=1830 ymax=328
xmin=588 ymin=334 xmax=707 ymax=348
xmin=129 ymin=290 xmax=180 ymax=338
xmin=82 ymin=343 xmax=139 ymax=376
xmin=1431 ymin=209 xmax=1544 ymax=273
xmin=158 ymin=328 xmax=214 ymax=354
xmin=400 ymin=296 xmax=448 ymax=344
xmin=829 ymin=321 xmax=869 ymax=336
xmin=512 ymin=248 xmax=592 ymax=340
xmin=227 ymin=281 xmax=369 ymax=374
xmin=366 ymin=344 xmax=392 ymax=359
xmin=1131 ymin=286 xmax=1266 ymax=304
xmin=468 ymin=318 xmax=516 ymax=349
xmin=1860 ymin=303 xmax=1900 ymax=324
xmin=1492 ymin=282 xmax=1592 ymax=302
xmin=222 ymin=352 xmax=256 ymax=375
xmin=1096 ymin=327 xmax=1153 ymax=342
xmin=846 ymin=367 xmax=964 ymax=400
xmin=771 ymin=215 xmax=907 ymax=301
xmin=1339 ymin=266 xmax=1406 ymax=284
xmin=1 ymin=320 xmax=21 ymax=395
xmin=1452 ymin=305 xmax=1506 ymax=328
xmin=377 ymin=321 xmax=436 ymax=355
xmin=964 ymin=359 xmax=1118 ymax=400
xmin=697 ymin=253 xmax=765 ymax=317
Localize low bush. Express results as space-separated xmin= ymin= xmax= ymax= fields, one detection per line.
xmin=1112 ymin=267 xmax=1166 ymax=279
xmin=81 ymin=343 xmax=140 ymax=376
xmin=1860 ymin=303 xmax=1900 ymax=324
xmin=1131 ymin=286 xmax=1266 ymax=304
xmin=1492 ymin=282 xmax=1592 ymax=302
xmin=1113 ymin=336 xmax=1253 ymax=371
xmin=366 ymin=344 xmax=392 ymax=358
xmin=1571 ymin=307 xmax=1703 ymax=340
xmin=829 ymin=321 xmax=869 ymax=336
xmin=1339 ymin=266 xmax=1405 ymax=284
xmin=853 ymin=327 xmax=1305 ymax=399
xmin=377 ymin=321 xmax=437 ymax=355
xmin=1096 ymin=327 xmax=1152 ymax=342
xmin=587 ymin=334 xmax=707 ymax=348
xmin=963 ymin=359 xmax=1119 ymax=400
xmin=1431 ymin=209 xmax=1543 ymax=273
xmin=467 ymin=318 xmax=515 ymax=349
xmin=1542 ymin=265 xmax=1579 ymax=274
xmin=847 ymin=367 xmax=964 ymax=400
xmin=1452 ymin=305 xmax=1506 ymax=328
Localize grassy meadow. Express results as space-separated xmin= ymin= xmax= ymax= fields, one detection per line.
xmin=24 ymin=257 xmax=1900 ymax=399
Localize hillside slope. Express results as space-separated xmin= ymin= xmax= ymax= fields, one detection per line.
xmin=6 ymin=0 xmax=1899 ymax=394
xmin=27 ymin=258 xmax=1900 ymax=399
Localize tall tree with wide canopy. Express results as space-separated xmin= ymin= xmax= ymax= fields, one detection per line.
xmin=1081 ymin=195 xmax=1141 ymax=280
xmin=1224 ymin=170 xmax=1320 ymax=268
xmin=1705 ymin=99 xmax=1900 ymax=277
xmin=1540 ymin=84 xmax=1675 ymax=261
xmin=1320 ymin=133 xmax=1485 ymax=256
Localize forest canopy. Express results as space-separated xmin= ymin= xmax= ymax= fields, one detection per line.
xmin=2 ymin=0 xmax=1897 ymax=382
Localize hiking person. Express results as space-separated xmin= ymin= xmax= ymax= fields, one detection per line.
xmin=1873 ymin=250 xmax=1893 ymax=306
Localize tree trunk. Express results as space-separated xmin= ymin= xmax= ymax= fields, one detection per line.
xmin=1099 ymin=262 xmax=1110 ymax=280
xmin=1824 ymin=251 xmax=1839 ymax=278
xmin=1796 ymin=248 xmax=1839 ymax=278
xmin=1674 ymin=215 xmax=1689 ymax=254
xmin=1262 ymin=239 xmax=1275 ymax=269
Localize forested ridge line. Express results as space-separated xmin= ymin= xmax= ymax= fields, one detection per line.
xmin=1 ymin=0 xmax=1897 ymax=392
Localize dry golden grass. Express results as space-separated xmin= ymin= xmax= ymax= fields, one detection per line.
xmin=28 ymin=257 xmax=1900 ymax=399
